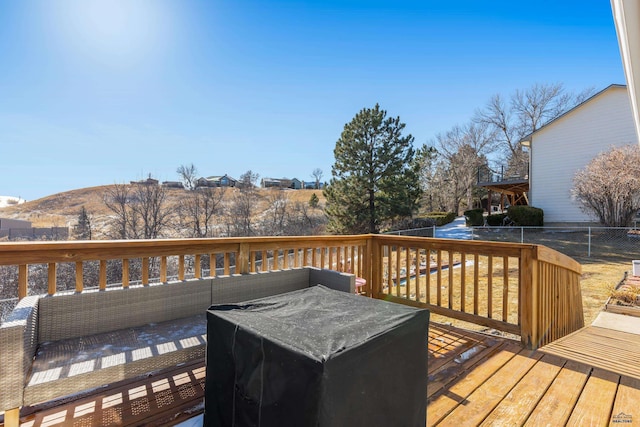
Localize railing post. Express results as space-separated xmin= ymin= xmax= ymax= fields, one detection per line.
xmin=519 ymin=246 xmax=539 ymax=349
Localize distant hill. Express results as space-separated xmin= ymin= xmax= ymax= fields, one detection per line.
xmin=0 ymin=185 xmax=326 ymax=230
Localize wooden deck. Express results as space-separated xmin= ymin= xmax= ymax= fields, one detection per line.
xmin=428 ymin=323 xmax=640 ymax=426
xmin=6 ymin=322 xmax=640 ymax=426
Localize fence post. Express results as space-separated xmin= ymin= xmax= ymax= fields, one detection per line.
xmin=588 ymin=227 xmax=591 ymax=258
xmin=521 ymin=227 xmax=524 ymax=243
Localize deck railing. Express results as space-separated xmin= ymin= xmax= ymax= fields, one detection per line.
xmin=0 ymin=234 xmax=582 ymax=349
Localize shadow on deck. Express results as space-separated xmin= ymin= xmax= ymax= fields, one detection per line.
xmin=7 ymin=321 xmax=640 ymax=426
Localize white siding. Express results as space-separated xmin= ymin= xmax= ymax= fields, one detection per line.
xmin=529 ymin=87 xmax=638 ymax=223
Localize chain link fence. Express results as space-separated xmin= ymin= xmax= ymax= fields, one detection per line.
xmin=469 ymin=227 xmax=640 ymax=261
xmin=388 ymin=225 xmax=640 ymax=261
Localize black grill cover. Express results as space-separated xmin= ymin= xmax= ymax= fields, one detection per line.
xmin=205 ymin=285 xmax=429 ymax=427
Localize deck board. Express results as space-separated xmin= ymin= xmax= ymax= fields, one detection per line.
xmin=7 ymin=322 xmax=640 ymax=427
xmin=427 ymin=341 xmax=522 ymax=424
xmin=565 ymin=368 xmax=619 ymax=426
xmin=437 ymin=348 xmax=542 ymax=426
xmin=479 ymin=354 xmax=565 ymax=426
xmin=523 ymin=360 xmax=592 ymax=426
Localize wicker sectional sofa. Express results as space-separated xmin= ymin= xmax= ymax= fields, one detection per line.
xmin=0 ymin=267 xmax=355 ymax=417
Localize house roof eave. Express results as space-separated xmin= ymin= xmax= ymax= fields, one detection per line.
xmin=518 ymin=84 xmax=628 ymax=146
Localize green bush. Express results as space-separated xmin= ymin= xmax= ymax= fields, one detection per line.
xmin=486 ymin=213 xmax=507 ymax=226
xmin=464 ymin=208 xmax=484 ymax=226
xmin=507 ymin=206 xmax=544 ymax=226
xmin=419 ymin=212 xmax=456 ymax=226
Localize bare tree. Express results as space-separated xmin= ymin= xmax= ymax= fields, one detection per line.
xmin=225 ymin=170 xmax=261 ymax=236
xmin=103 ymin=184 xmax=136 ymax=239
xmin=177 ymin=163 xmax=199 ymax=191
xmin=103 ymin=182 xmax=172 ymax=239
xmin=435 ymin=122 xmax=495 ymax=213
xmin=179 ymin=187 xmax=226 ymax=237
xmin=263 ymin=189 xmax=289 ymax=235
xmin=476 ymin=83 xmax=595 ymax=177
xmin=130 ymin=182 xmax=173 ymax=239
xmin=573 ymin=145 xmax=640 ymax=227
xmin=311 ymin=168 xmax=323 ymax=189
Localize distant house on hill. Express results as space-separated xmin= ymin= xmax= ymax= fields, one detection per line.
xmin=261 ymin=177 xmax=302 ymax=189
xmin=162 ymin=181 xmax=184 ymax=189
xmin=196 ymin=174 xmax=238 ymax=188
xmin=521 ymin=84 xmax=638 ymax=224
xmin=130 ymin=177 xmax=159 ymax=186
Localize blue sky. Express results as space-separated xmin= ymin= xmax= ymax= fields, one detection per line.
xmin=0 ymin=0 xmax=625 ymax=201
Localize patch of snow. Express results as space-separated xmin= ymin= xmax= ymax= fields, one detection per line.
xmin=0 ymin=195 xmax=26 ymax=208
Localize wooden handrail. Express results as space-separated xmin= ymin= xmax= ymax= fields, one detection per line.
xmin=0 ymin=234 xmax=583 ymax=349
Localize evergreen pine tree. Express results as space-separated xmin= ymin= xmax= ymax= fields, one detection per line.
xmin=324 ymin=104 xmax=421 ymax=234
xmin=309 ymin=193 xmax=319 ymax=208
xmin=74 ymin=206 xmax=92 ymax=240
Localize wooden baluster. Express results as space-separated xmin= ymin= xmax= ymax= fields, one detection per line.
xmin=448 ymin=251 xmax=454 ymax=309
xmin=320 ymin=248 xmax=326 ymax=269
xmin=75 ymin=261 xmax=84 ymax=292
xmin=122 ymin=259 xmax=129 ymax=288
xmin=426 ymin=249 xmax=431 ymax=304
xmin=100 ymin=260 xmax=107 ymax=290
xmin=329 ymin=247 xmax=334 ymax=271
xmin=4 ymin=408 xmax=19 ymax=427
xmin=405 ymin=247 xmax=411 ymax=299
xmin=503 ymin=256 xmax=510 ymax=322
xmin=178 ymin=255 xmax=185 ymax=280
xmin=294 ymin=249 xmax=299 ymax=268
xmin=142 ymin=257 xmax=149 ymax=285
xmin=261 ymin=250 xmax=268 ymax=271
xmin=195 ymin=254 xmax=201 ymax=279
xmin=160 ymin=256 xmax=167 ymax=282
xmin=312 ymin=247 xmax=317 ymax=268
xmin=350 ymin=246 xmax=355 ymax=275
xmin=209 ymin=253 xmax=216 ymax=277
xmin=238 ymin=244 xmax=249 ymax=274
xmin=414 ymin=249 xmax=421 ymax=303
xmin=250 ymin=251 xmax=256 ymax=273
xmin=461 ymin=253 xmax=466 ymax=312
xmin=436 ymin=250 xmax=442 ymax=306
xmin=224 ymin=252 xmax=231 ymax=275
xmin=386 ymin=246 xmax=393 ymax=292
xmin=273 ymin=250 xmax=279 ymax=271
xmin=473 ymin=254 xmax=479 ymax=315
xmin=18 ymin=264 xmax=27 ymax=300
xmin=487 ymin=255 xmax=493 ymax=318
xmin=48 ymin=262 xmax=57 ymax=295
xmin=395 ymin=246 xmax=401 ymax=297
